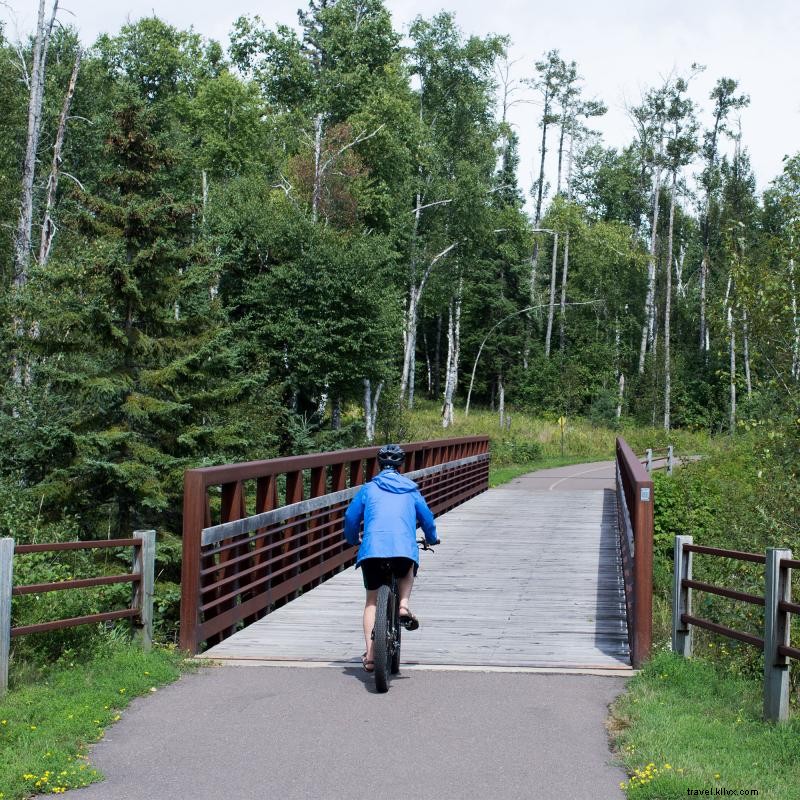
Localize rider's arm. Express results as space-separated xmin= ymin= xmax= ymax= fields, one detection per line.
xmin=343 ymin=486 xmax=366 ymax=546
xmin=413 ymin=491 xmax=439 ymax=544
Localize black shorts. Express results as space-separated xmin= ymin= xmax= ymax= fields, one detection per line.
xmin=359 ymin=557 xmax=418 ymax=591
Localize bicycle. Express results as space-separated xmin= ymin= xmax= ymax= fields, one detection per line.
xmin=371 ymin=538 xmax=436 ymax=693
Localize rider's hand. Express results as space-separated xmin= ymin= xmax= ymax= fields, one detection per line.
xmin=431 ymin=538 xmax=441 ymax=546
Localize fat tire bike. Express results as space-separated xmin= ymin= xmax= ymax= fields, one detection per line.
xmin=371 ymin=539 xmax=435 ymax=693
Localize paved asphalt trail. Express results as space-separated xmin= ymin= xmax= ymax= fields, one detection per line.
xmin=64 ymin=665 xmax=628 ymax=800
xmin=63 ymin=461 xmax=633 ymax=800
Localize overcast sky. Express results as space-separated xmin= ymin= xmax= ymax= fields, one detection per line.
xmin=3 ymin=0 xmax=798 ymax=200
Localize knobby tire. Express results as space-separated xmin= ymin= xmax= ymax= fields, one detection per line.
xmin=373 ymin=584 xmax=392 ymax=693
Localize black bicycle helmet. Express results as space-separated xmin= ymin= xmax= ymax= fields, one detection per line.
xmin=377 ymin=443 xmax=405 ymax=469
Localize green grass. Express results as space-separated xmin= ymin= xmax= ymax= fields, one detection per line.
xmin=610 ymin=651 xmax=800 ymax=800
xmin=404 ymin=401 xmax=714 ymax=463
xmin=0 ymin=639 xmax=191 ymax=799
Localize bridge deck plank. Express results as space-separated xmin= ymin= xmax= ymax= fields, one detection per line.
xmin=201 ymin=481 xmax=630 ymax=669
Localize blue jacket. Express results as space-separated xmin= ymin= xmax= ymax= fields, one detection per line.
xmin=343 ymin=468 xmax=438 ymax=565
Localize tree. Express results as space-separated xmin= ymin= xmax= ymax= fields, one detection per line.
xmin=698 ymin=77 xmax=749 ymax=354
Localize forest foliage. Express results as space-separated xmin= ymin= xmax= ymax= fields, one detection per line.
xmin=1 ymin=1 xmax=799 ymax=649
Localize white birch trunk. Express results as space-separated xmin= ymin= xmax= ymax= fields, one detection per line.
xmin=363 ymin=379 xmax=383 ymax=443
xmin=400 ymin=242 xmax=457 ymax=404
xmin=39 ymin=47 xmax=81 ymax=267
xmin=498 ymin=375 xmax=505 ymax=428
xmin=544 ymin=231 xmax=559 ymax=357
xmin=423 ymin=331 xmax=432 ymax=395
xmin=742 ymin=307 xmax=752 ymax=399
xmin=724 ymin=273 xmax=736 ymax=432
xmin=311 ymin=112 xmax=323 ymax=223
xmin=442 ymin=280 xmax=463 ymax=428
xmin=664 ymin=171 xmax=676 ymax=431
xmin=616 ymin=373 xmax=625 ymax=420
xmin=558 ymin=231 xmax=570 ymax=352
xmin=790 ymin=258 xmax=799 ymax=380
xmin=13 ymin=0 xmax=57 ymax=284
xmin=675 ymin=245 xmax=686 ymax=299
xmin=639 ymin=159 xmax=662 ymax=374
xmin=699 ymin=253 xmax=708 ymax=353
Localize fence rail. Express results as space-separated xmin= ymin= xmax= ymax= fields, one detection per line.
xmin=0 ymin=531 xmax=155 ymax=694
xmin=180 ymin=436 xmax=491 ymax=654
xmin=615 ymin=437 xmax=654 ymax=668
xmin=672 ymin=536 xmax=797 ymax=722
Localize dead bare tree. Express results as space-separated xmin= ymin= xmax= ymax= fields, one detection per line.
xmin=13 ymin=0 xmax=58 ymax=284
xmin=39 ymin=47 xmax=81 ymax=267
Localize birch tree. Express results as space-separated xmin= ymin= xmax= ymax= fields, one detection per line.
xmin=13 ymin=0 xmax=58 ymax=285
xmin=662 ymin=76 xmax=698 ymax=429
xmin=698 ymin=77 xmax=749 ymax=354
xmin=38 ymin=47 xmax=81 ymax=267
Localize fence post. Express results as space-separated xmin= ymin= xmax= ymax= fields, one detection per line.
xmin=645 ymin=448 xmax=652 ymax=473
xmin=763 ymin=547 xmax=792 ymax=722
xmin=672 ymin=535 xmax=693 ymax=657
xmin=132 ymin=530 xmax=156 ymax=651
xmin=667 ymin=445 xmax=673 ymax=476
xmin=0 ymin=538 xmax=13 ymax=695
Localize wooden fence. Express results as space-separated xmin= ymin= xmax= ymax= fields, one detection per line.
xmin=0 ymin=531 xmax=156 ymax=694
xmin=615 ymin=437 xmax=654 ymax=668
xmin=180 ymin=436 xmax=491 ymax=654
xmin=673 ymin=536 xmax=800 ymax=722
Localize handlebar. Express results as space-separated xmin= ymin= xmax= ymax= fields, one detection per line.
xmin=417 ymin=537 xmax=439 ymax=553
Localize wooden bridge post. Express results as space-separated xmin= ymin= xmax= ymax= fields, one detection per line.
xmin=645 ymin=449 xmax=652 ymax=473
xmin=667 ymin=445 xmax=674 ymax=476
xmin=0 ymin=538 xmax=13 ymax=695
xmin=672 ymin=535 xmax=693 ymax=657
xmin=631 ymin=477 xmax=653 ymax=668
xmin=180 ymin=471 xmax=205 ymax=654
xmin=763 ymin=548 xmax=792 ymax=722
xmin=132 ymin=530 xmax=156 ymax=651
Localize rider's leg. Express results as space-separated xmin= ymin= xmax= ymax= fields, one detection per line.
xmin=363 ymin=588 xmax=378 ymax=662
xmin=397 ymin=564 xmax=415 ymax=615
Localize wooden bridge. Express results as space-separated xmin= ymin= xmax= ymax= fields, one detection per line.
xmin=180 ymin=436 xmax=653 ymax=672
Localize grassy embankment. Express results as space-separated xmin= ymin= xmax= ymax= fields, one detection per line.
xmin=609 ymin=432 xmax=800 ymax=799
xmin=403 ymin=401 xmax=715 ymax=486
xmin=610 ymin=650 xmax=800 ymax=799
xmin=0 ymin=640 xmax=190 ymax=799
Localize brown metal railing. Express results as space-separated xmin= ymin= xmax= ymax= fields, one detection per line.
xmin=180 ymin=436 xmax=491 ymax=654
xmin=673 ymin=538 xmax=799 ymax=721
xmin=1 ymin=532 xmax=156 ymax=694
xmin=615 ymin=437 xmax=654 ymax=668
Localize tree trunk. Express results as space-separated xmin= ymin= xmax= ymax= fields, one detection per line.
xmin=442 ymin=280 xmax=463 ymax=428
xmin=616 ymin=373 xmax=625 ymax=420
xmin=39 ymin=46 xmax=81 ymax=267
xmin=724 ymin=273 xmax=736 ymax=432
xmin=498 ymin=375 xmax=505 ymax=428
xmin=675 ymin=245 xmax=686 ymax=299
xmin=664 ymin=171 xmax=676 ymax=430
xmin=433 ymin=312 xmax=442 ymax=397
xmin=400 ymin=285 xmax=418 ymax=402
xmin=544 ymin=231 xmax=559 ymax=357
xmin=332 ymin=397 xmax=342 ymax=430
xmin=791 ymin=258 xmax=799 ymax=380
xmin=311 ymin=112 xmax=324 ymax=222
xmin=423 ymin=330 xmax=432 ymax=394
xmin=363 ymin=380 xmax=383 ymax=442
xmin=558 ymin=231 xmax=570 ymax=353
xmin=742 ymin=307 xmax=752 ymax=399
xmin=639 ymin=160 xmax=662 ymax=374
xmin=699 ymin=252 xmax=708 ymax=353
xmin=13 ymin=0 xmax=57 ymax=284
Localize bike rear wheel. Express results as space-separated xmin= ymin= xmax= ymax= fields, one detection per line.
xmin=373 ymin=584 xmax=393 ymax=693
xmin=391 ymin=593 xmax=401 ymax=674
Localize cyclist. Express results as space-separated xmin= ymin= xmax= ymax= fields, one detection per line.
xmin=343 ymin=443 xmax=439 ymax=672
